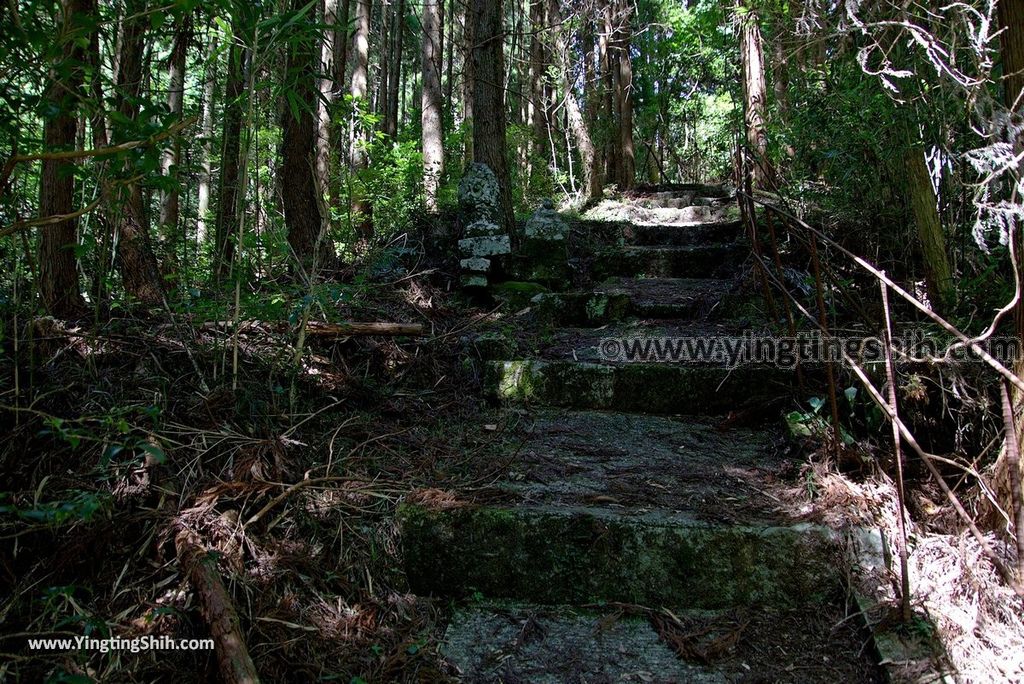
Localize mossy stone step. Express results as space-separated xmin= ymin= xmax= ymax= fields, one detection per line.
xmin=623 ymin=219 xmax=742 ymax=246
xmin=592 ymin=245 xmax=743 ymax=279
xmin=401 ymin=503 xmax=839 ymax=608
xmin=443 ymin=602 xmax=725 ymax=683
xmin=484 ymin=359 xmax=790 ymax=414
xmin=528 ymin=278 xmax=739 ymax=325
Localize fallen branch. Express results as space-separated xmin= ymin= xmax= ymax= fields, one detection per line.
xmin=199 ymin=320 xmax=425 ymax=337
xmin=175 ymin=526 xmax=261 ymax=684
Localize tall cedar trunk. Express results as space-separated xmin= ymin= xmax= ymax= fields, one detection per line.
xmin=39 ymin=0 xmax=94 ymax=317
xmin=988 ymin=0 xmax=1024 ymax=536
xmin=317 ymin=0 xmax=339 ymax=204
xmin=113 ymin=2 xmax=164 ymax=304
xmin=529 ymin=0 xmax=547 ymax=167
xmin=614 ymin=0 xmax=634 ymax=189
xmin=739 ymin=2 xmax=770 ymax=188
xmin=422 ymin=0 xmax=444 ymax=210
xmin=197 ymin=36 xmax=218 ymax=245
xmin=387 ymin=0 xmax=405 ymax=138
xmin=282 ymin=0 xmax=334 ymax=270
xmin=350 ymin=0 xmax=373 ymax=237
xmin=470 ymin=0 xmax=514 ymax=231
xmin=902 ymin=142 xmax=952 ymax=307
xmin=214 ymin=41 xmax=247 ymax=277
xmin=547 ymin=0 xmax=600 ymax=199
xmin=158 ymin=13 xmax=190 ymax=264
xmin=600 ymin=0 xmax=619 ymax=184
xmin=462 ymin=0 xmax=475 ymax=163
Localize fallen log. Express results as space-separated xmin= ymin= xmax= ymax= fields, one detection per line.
xmin=175 ymin=526 xmax=261 ymax=684
xmin=198 ymin=320 xmax=426 ymax=337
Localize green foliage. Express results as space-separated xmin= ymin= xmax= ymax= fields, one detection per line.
xmin=361 ymin=138 xmax=425 ymax=241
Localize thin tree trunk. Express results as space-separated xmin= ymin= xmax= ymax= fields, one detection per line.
xmin=331 ymin=0 xmax=352 ymax=171
xmin=529 ymin=0 xmax=547 ymax=168
xmin=470 ymin=0 xmax=513 ymax=230
xmin=197 ymin=36 xmax=218 ymax=245
xmin=113 ymin=1 xmax=163 ymax=304
xmin=158 ymin=13 xmax=191 ymax=264
xmin=422 ymin=0 xmax=444 ymax=210
xmin=39 ymin=0 xmax=94 ymax=317
xmin=387 ymin=0 xmax=405 ymax=138
xmin=444 ymin=0 xmax=455 ymax=103
xmin=214 ymin=40 xmax=247 ymax=278
xmin=600 ymin=0 xmax=619 ymax=185
xmin=350 ymin=0 xmax=373 ymax=237
xmin=547 ymin=0 xmax=600 ymax=200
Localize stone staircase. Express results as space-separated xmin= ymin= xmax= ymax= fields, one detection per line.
xmin=404 ymin=187 xmax=881 ymax=682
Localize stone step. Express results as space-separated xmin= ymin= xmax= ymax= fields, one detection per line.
xmin=484 ymin=359 xmax=791 ymax=414
xmin=490 ymin=410 xmax=790 ymax=520
xmin=442 ymin=601 xmax=879 ymax=683
xmin=631 ymin=183 xmax=734 ymax=199
xmin=576 ymin=218 xmax=741 ymax=247
xmin=625 ymin=219 xmax=742 ymax=246
xmin=401 ymin=503 xmax=839 ymax=608
xmin=443 ymin=602 xmax=724 ymax=683
xmin=528 ymin=278 xmax=738 ymax=325
xmin=592 ymin=245 xmax=744 ymax=280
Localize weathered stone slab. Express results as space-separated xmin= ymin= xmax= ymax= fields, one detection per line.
xmin=458 ymin=234 xmax=511 ymax=257
xmin=444 ymin=602 xmax=726 ymax=683
xmin=460 ymin=257 xmax=491 ymax=272
xmin=483 ymin=359 xmax=791 ymax=414
xmin=401 ymin=503 xmax=840 ymax=608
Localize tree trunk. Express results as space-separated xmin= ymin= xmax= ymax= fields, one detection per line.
xmin=903 ymin=142 xmax=953 ymax=308
xmin=614 ymin=0 xmax=634 ymax=190
xmin=547 ymin=0 xmax=601 ymax=200
xmin=282 ymin=0 xmax=335 ymax=271
xmin=214 ymin=40 xmax=248 ymax=278
xmin=350 ymin=0 xmax=373 ymax=238
xmin=38 ymin=0 xmax=94 ymax=317
xmin=197 ymin=36 xmax=218 ymax=245
xmin=600 ymin=0 xmax=619 ymax=185
xmin=113 ymin=2 xmax=163 ymax=305
xmin=470 ymin=0 xmax=514 ymax=231
xmin=529 ymin=0 xmax=547 ymax=169
xmin=462 ymin=0 xmax=475 ymax=163
xmin=158 ymin=13 xmax=191 ymax=266
xmin=422 ymin=0 xmax=444 ymax=211
xmin=739 ymin=1 xmax=770 ymax=189
xmin=1001 ymin=0 xmax=1024 ymax=112
xmin=387 ymin=0 xmax=406 ymax=138
xmin=332 ymin=0 xmax=352 ymax=170
xmin=317 ymin=0 xmax=339 ymax=206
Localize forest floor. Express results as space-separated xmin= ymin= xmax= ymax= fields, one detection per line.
xmin=1 ymin=188 xmax=1023 ymax=682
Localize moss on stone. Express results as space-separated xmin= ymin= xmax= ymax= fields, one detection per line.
xmin=399 ymin=504 xmax=840 ymax=608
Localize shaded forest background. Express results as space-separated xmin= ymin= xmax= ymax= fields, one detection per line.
xmin=5 ymin=0 xmax=1024 ymax=681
